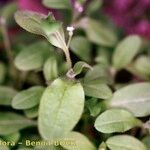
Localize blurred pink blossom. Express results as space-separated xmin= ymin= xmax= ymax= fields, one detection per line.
xmin=17 ymin=0 xmax=60 ymax=19
xmin=103 ymin=0 xmax=150 ymax=39
xmin=18 ymin=0 xmax=49 ymax=14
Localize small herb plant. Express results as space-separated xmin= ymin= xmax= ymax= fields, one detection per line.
xmin=0 ymin=1 xmax=150 ymax=150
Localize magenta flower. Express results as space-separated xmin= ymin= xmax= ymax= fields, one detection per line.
xmin=17 ymin=0 xmax=60 ymax=19
xmin=103 ymin=0 xmax=150 ymax=39
xmin=18 ymin=0 xmax=50 ymax=14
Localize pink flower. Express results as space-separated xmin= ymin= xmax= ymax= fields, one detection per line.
xmin=17 ymin=0 xmax=49 ymax=14
xmin=17 ymin=0 xmax=59 ymax=19
xmin=103 ymin=0 xmax=150 ymax=39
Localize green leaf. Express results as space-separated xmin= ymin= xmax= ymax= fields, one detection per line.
xmin=42 ymin=0 xmax=71 ymax=9
xmin=12 ymin=86 xmax=44 ymax=110
xmin=14 ymin=11 xmax=46 ymax=36
xmin=113 ymin=35 xmax=142 ymax=69
xmin=134 ymin=55 xmax=150 ymax=77
xmin=109 ymin=83 xmax=150 ymax=117
xmin=82 ymin=65 xmax=112 ymax=99
xmin=0 ymin=62 xmax=6 ymax=84
xmin=0 ymin=138 xmax=9 ymax=150
xmin=106 ymin=135 xmax=147 ymax=150
xmin=0 ymin=112 xmax=36 ymax=135
xmin=95 ymin=48 xmax=110 ymax=65
xmin=24 ymin=105 xmax=39 ymax=119
xmin=15 ymin=41 xmax=50 ymax=71
xmin=0 ymin=86 xmax=17 ymax=106
xmin=95 ymin=108 xmax=141 ymax=133
xmin=86 ymin=98 xmax=101 ymax=117
xmin=2 ymin=132 xmax=20 ymax=143
xmin=86 ymin=0 xmax=103 ymax=15
xmin=83 ymin=82 xmax=112 ymax=99
xmin=84 ymin=65 xmax=112 ymax=84
xmin=15 ymin=11 xmax=66 ymax=50
xmin=72 ymin=61 xmax=92 ymax=77
xmin=41 ymin=17 xmax=62 ymax=35
xmin=70 ymin=36 xmax=91 ymax=62
xmin=99 ymin=142 xmax=107 ymax=150
xmin=62 ymin=132 xmax=96 ymax=150
xmin=142 ymin=136 xmax=150 ymax=149
xmin=38 ymin=78 xmax=84 ymax=140
xmin=43 ymin=57 xmax=58 ymax=81
xmin=81 ymin=18 xmax=117 ymax=47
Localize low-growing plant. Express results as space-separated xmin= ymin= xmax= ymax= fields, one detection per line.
xmin=0 ymin=1 xmax=150 ymax=150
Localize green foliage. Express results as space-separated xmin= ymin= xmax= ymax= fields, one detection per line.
xmin=38 ymin=78 xmax=84 ymax=140
xmin=0 ymin=62 xmax=6 ymax=83
xmin=113 ymin=35 xmax=142 ymax=69
xmin=42 ymin=0 xmax=71 ymax=9
xmin=62 ymin=132 xmax=96 ymax=150
xmin=81 ymin=18 xmax=117 ymax=47
xmin=85 ymin=98 xmax=101 ymax=117
xmin=0 ymin=2 xmax=149 ymax=150
xmin=0 ymin=112 xmax=36 ymax=135
xmin=12 ymin=86 xmax=44 ymax=109
xmin=43 ymin=56 xmax=58 ymax=81
xmin=0 ymin=86 xmax=17 ymax=106
xmin=15 ymin=41 xmax=50 ymax=71
xmin=142 ymin=136 xmax=150 ymax=149
xmin=24 ymin=105 xmax=39 ymax=119
xmin=106 ymin=135 xmax=147 ymax=150
xmin=95 ymin=108 xmax=141 ymax=133
xmin=72 ymin=61 xmax=92 ymax=77
xmin=83 ymin=82 xmax=112 ymax=99
xmin=109 ymin=83 xmax=150 ymax=117
xmin=70 ymin=36 xmax=91 ymax=62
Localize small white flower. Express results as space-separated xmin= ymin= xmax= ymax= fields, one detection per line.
xmin=67 ymin=26 xmax=75 ymax=32
xmin=67 ymin=26 xmax=75 ymax=36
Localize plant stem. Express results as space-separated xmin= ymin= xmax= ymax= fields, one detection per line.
xmin=55 ymin=31 xmax=72 ymax=69
xmin=0 ymin=17 xmax=18 ymax=84
xmin=0 ymin=17 xmax=14 ymax=66
xmin=67 ymin=34 xmax=73 ymax=48
xmin=64 ymin=47 xmax=72 ymax=69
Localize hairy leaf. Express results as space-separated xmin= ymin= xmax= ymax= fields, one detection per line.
xmin=95 ymin=109 xmax=141 ymax=133
xmin=72 ymin=61 xmax=92 ymax=77
xmin=12 ymin=86 xmax=44 ymax=110
xmin=24 ymin=106 xmax=39 ymax=119
xmin=38 ymin=78 xmax=84 ymax=140
xmin=0 ymin=112 xmax=36 ymax=135
xmin=81 ymin=18 xmax=117 ymax=47
xmin=109 ymin=83 xmax=150 ymax=117
xmin=70 ymin=36 xmax=91 ymax=62
xmin=83 ymin=82 xmax=112 ymax=99
xmin=142 ymin=136 xmax=150 ymax=149
xmin=113 ymin=35 xmax=142 ymax=69
xmin=15 ymin=41 xmax=50 ymax=71
xmin=62 ymin=132 xmax=96 ymax=150
xmin=0 ymin=86 xmax=17 ymax=106
xmin=43 ymin=57 xmax=58 ymax=81
xmin=106 ymin=135 xmax=147 ymax=150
